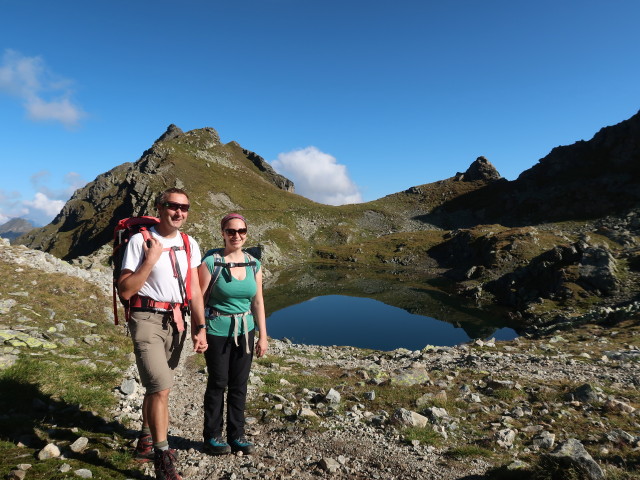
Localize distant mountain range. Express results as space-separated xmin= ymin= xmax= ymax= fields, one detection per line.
xmin=0 ymin=217 xmax=35 ymax=241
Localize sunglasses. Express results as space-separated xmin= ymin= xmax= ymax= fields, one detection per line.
xmin=162 ymin=201 xmax=190 ymax=212
xmin=223 ymin=228 xmax=247 ymax=236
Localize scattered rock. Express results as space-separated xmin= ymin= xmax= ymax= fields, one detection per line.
xmin=74 ymin=468 xmax=93 ymax=478
xmin=392 ymin=408 xmax=428 ymax=428
xmin=547 ymin=438 xmax=605 ymax=480
xmin=38 ymin=443 xmax=61 ymax=460
xmin=319 ymin=457 xmax=341 ymax=473
xmin=325 ymin=388 xmax=341 ymax=404
xmin=70 ymin=436 xmax=89 ymax=453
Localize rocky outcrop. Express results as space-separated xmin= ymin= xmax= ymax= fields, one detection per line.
xmin=484 ymin=236 xmax=621 ymax=309
xmin=16 ymin=156 xmax=160 ymax=259
xmin=426 ymin=208 xmax=640 ymax=326
xmin=242 ymin=148 xmax=295 ymax=193
xmin=505 ymin=110 xmax=640 ymax=221
xmin=153 ymin=123 xmax=185 ymax=144
xmin=454 ymin=156 xmax=502 ymax=182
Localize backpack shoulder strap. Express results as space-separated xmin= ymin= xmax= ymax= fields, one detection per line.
xmin=243 ymin=251 xmax=259 ymax=278
xmin=202 ymin=248 xmax=224 ymax=307
xmin=112 ymin=225 xmax=154 ymax=326
xmin=180 ymin=232 xmax=192 ymax=302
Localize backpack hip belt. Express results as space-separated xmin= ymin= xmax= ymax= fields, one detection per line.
xmin=206 ymin=307 xmax=252 ymax=354
xmin=130 ymin=295 xmax=174 ymax=312
xmin=129 ymin=295 xmax=188 ymax=333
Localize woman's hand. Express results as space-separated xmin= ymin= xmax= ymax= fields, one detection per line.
xmin=255 ymin=336 xmax=268 ymax=358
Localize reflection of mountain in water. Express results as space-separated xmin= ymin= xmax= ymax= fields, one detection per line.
xmin=264 ymin=264 xmax=516 ymax=340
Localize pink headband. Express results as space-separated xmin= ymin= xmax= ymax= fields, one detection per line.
xmin=221 ymin=213 xmax=247 ymax=230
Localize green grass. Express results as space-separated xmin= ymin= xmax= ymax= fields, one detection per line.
xmin=0 ymin=257 xmax=138 ymax=479
xmin=402 ymin=426 xmax=443 ymax=446
xmin=490 ymin=387 xmax=522 ymax=402
xmin=445 ymin=445 xmax=494 ymax=459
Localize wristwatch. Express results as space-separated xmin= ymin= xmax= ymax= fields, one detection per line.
xmin=195 ymin=324 xmax=206 ymax=331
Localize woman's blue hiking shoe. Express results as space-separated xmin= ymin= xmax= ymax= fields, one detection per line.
xmin=204 ymin=437 xmax=231 ymax=455
xmin=229 ymin=436 xmax=255 ymax=454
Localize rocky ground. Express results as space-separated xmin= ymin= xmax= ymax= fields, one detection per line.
xmin=2 ymin=239 xmax=639 ymax=480
xmin=113 ymin=323 xmax=639 ymax=480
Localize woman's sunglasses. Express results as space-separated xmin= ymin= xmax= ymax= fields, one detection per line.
xmin=162 ymin=201 xmax=190 ymax=212
xmin=224 ymin=228 xmax=247 ymax=236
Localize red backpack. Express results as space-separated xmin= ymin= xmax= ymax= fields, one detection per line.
xmin=111 ymin=216 xmax=191 ymax=324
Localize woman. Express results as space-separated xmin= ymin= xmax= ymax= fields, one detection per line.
xmin=198 ymin=213 xmax=268 ymax=455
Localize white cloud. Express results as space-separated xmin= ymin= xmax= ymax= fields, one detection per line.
xmin=26 ymin=96 xmax=85 ymax=125
xmin=0 ymin=49 xmax=85 ymax=128
xmin=272 ymin=147 xmax=363 ymax=205
xmin=24 ymin=192 xmax=65 ymax=218
xmin=0 ymin=170 xmax=86 ymax=227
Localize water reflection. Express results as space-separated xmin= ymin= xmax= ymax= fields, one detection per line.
xmin=262 ymin=264 xmax=518 ymax=350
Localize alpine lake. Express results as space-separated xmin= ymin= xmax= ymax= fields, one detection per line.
xmin=262 ymin=264 xmax=518 ymax=352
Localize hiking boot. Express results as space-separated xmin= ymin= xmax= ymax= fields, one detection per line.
xmin=203 ymin=436 xmax=231 ymax=455
xmin=154 ymin=448 xmax=182 ymax=480
xmin=229 ymin=436 xmax=255 ymax=454
xmin=133 ymin=433 xmax=153 ymax=462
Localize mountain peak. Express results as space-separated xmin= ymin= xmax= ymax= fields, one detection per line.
xmin=0 ymin=217 xmax=35 ymax=241
xmin=456 ymin=156 xmax=502 ymax=182
xmin=154 ymin=124 xmax=185 ymax=144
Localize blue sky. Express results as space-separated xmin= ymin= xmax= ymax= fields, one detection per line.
xmin=1 ymin=1 xmax=639 ymax=226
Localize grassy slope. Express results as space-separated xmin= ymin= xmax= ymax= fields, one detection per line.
xmin=0 ymin=256 xmax=136 ymax=479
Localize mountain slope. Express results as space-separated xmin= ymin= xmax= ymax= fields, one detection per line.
xmin=421 ymin=109 xmax=640 ymax=227
xmin=17 ymin=110 xmax=640 ymax=266
xmin=17 ymin=126 xmax=316 ymax=260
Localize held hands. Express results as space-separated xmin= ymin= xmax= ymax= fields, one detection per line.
xmin=192 ymin=329 xmax=208 ymax=353
xmin=255 ymin=336 xmax=268 ymax=358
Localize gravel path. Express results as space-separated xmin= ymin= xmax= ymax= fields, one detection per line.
xmin=151 ymin=345 xmax=492 ymax=480
xmin=113 ymin=324 xmax=639 ymax=480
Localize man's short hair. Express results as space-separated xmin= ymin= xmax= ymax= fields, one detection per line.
xmin=155 ymin=188 xmax=190 ymax=208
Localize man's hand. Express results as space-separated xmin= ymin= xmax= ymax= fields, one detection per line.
xmin=142 ymin=236 xmax=164 ymax=265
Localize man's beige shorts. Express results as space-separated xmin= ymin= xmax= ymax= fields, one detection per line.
xmin=129 ymin=310 xmax=186 ymax=394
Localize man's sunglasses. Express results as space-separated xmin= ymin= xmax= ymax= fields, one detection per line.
xmin=224 ymin=228 xmax=247 ymax=236
xmin=162 ymin=202 xmax=190 ymax=212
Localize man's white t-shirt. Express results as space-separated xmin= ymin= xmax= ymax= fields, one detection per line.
xmin=121 ymin=227 xmax=202 ymax=303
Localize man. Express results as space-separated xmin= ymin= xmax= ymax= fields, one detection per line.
xmin=118 ymin=188 xmax=207 ymax=480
